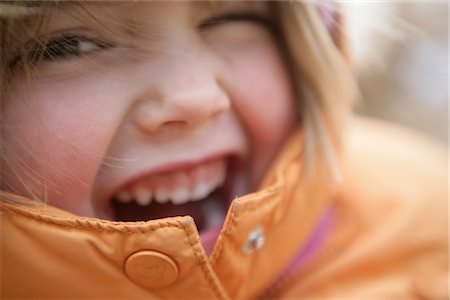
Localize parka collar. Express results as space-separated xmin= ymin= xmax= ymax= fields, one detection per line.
xmin=1 ymin=127 xmax=336 ymax=299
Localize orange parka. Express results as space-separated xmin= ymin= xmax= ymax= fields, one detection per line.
xmin=1 ymin=116 xmax=447 ymax=299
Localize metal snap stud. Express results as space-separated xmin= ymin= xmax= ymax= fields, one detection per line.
xmin=242 ymin=225 xmax=266 ymax=255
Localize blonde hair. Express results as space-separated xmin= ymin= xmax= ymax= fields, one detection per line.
xmin=276 ymin=3 xmax=355 ymax=180
xmin=0 ymin=1 xmax=355 ymax=199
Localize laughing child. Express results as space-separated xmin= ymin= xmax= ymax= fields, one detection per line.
xmin=1 ymin=1 xmax=447 ymax=298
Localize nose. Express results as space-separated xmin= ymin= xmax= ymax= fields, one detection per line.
xmin=131 ymin=55 xmax=230 ymax=133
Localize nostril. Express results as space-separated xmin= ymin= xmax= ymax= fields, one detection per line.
xmin=132 ymin=86 xmax=230 ymax=132
xmin=160 ymin=120 xmax=187 ymax=128
xmin=132 ymin=102 xmax=162 ymax=132
xmin=132 ymin=102 xmax=189 ymax=132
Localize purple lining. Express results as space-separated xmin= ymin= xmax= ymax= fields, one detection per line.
xmin=274 ymin=205 xmax=337 ymax=284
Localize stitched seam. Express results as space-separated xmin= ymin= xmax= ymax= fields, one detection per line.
xmin=209 ymin=154 xmax=300 ymax=267
xmin=233 ymin=150 xmax=301 ymax=219
xmin=209 ymin=199 xmax=243 ymax=267
xmin=2 ymin=208 xmax=186 ymax=233
xmin=233 ymin=187 xmax=281 ymax=217
xmin=209 ymin=202 xmax=237 ymax=267
xmin=3 ymin=203 xmax=226 ymax=297
xmin=179 ymin=221 xmax=228 ymax=300
xmin=208 ymin=188 xmax=282 ymax=265
xmin=234 ymin=189 xmax=286 ymax=219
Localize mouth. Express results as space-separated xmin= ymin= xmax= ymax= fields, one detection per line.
xmin=106 ymin=156 xmax=243 ymax=233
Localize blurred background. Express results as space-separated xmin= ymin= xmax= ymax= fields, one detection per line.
xmin=342 ymin=1 xmax=448 ymax=144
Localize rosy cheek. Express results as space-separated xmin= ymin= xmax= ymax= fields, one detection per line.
xmin=224 ymin=44 xmax=295 ymax=187
xmin=2 ymin=104 xmax=94 ymax=209
xmin=1 ymin=81 xmax=123 ymax=214
xmin=231 ymin=46 xmax=295 ymax=145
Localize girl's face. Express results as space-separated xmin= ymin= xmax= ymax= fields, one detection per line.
xmin=2 ymin=2 xmax=295 ymax=230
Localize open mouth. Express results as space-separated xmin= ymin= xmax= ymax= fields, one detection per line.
xmin=108 ymin=157 xmax=240 ymax=233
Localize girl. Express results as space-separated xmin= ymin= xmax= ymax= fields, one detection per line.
xmin=1 ymin=1 xmax=446 ymax=299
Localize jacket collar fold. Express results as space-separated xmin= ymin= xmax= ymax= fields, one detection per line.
xmin=1 ymin=127 xmax=335 ymax=299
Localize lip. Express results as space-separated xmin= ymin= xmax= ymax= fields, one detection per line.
xmin=94 ymin=150 xmax=246 ymax=220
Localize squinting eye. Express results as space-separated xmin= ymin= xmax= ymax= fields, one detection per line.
xmin=32 ymin=35 xmax=106 ymax=61
xmin=199 ymin=12 xmax=275 ymax=32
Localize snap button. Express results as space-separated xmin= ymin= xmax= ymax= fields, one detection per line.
xmin=124 ymin=250 xmax=178 ymax=289
xmin=242 ymin=226 xmax=266 ymax=255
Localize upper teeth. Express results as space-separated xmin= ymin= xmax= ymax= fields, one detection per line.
xmin=134 ymin=187 xmax=153 ymax=206
xmin=114 ymin=159 xmax=226 ymax=206
xmin=155 ymin=189 xmax=170 ymax=204
xmin=116 ymin=190 xmax=132 ymax=203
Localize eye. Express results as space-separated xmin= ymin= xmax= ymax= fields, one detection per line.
xmin=199 ymin=12 xmax=275 ymax=33
xmin=31 ymin=35 xmax=107 ymax=62
xmin=198 ymin=11 xmax=277 ymax=52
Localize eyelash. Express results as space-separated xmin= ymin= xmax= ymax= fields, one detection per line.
xmin=7 ymin=35 xmax=107 ymax=68
xmin=199 ymin=12 xmax=275 ymax=32
xmin=34 ymin=35 xmax=107 ymax=61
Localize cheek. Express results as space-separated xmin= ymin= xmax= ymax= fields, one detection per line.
xmin=1 ymin=79 xmax=125 ymax=215
xmin=233 ymin=45 xmax=295 ymax=139
xmin=238 ymin=68 xmax=295 ymax=145
xmin=231 ymin=46 xmax=296 ymax=146
xmin=226 ymin=45 xmax=296 ymax=185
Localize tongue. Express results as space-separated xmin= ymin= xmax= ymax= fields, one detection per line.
xmin=112 ymin=190 xmax=226 ymax=232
